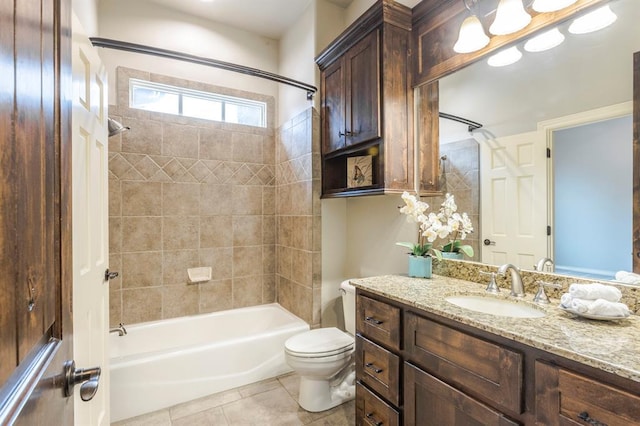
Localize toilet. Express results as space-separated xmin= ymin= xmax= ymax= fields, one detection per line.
xmin=284 ymin=280 xmax=356 ymax=412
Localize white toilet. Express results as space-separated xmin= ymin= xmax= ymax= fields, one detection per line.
xmin=284 ymin=280 xmax=356 ymax=412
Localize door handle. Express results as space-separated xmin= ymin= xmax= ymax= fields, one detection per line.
xmin=104 ymin=269 xmax=119 ymax=281
xmin=483 ymin=239 xmax=496 ymax=246
xmin=63 ymin=360 xmax=101 ymax=401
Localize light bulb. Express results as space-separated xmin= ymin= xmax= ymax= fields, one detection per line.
xmin=489 ymin=0 xmax=532 ymax=36
xmin=453 ymin=15 xmax=490 ymax=53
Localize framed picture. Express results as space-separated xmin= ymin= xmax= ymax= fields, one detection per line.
xmin=347 ymin=155 xmax=373 ymax=188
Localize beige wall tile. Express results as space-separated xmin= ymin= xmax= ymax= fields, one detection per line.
xmin=277 ymin=216 xmax=292 ymax=247
xmin=110 ymin=217 xmax=122 ymax=254
xmin=263 ymin=274 xmax=275 ymax=303
xmin=200 ymin=184 xmax=233 ymax=215
xmin=233 ymin=216 xmax=263 ymax=246
xmin=263 ymin=245 xmax=275 ymax=275
xmin=162 ymin=284 xmax=199 ymax=319
xmin=199 ymin=128 xmax=233 ymax=161
xmin=122 ymin=181 xmax=162 ymax=216
xmin=199 ymin=279 xmax=233 ymax=313
xmin=122 ymin=217 xmax=162 ymax=252
xmin=109 ymin=288 xmax=122 ymax=327
xmin=199 ymin=248 xmax=233 ymax=281
xmin=121 ymin=117 xmax=162 ymax=155
xmin=163 ymin=183 xmax=200 ymax=216
xmin=291 ymin=216 xmax=311 ymax=250
xmin=263 ymin=216 xmax=276 ymax=245
xmin=232 ymin=186 xmax=263 ymax=215
xmin=122 ymin=287 xmax=162 ymax=324
xmin=163 ymin=216 xmax=199 ymax=250
xmin=109 ymin=254 xmax=123 ymax=291
xmin=233 ymin=246 xmax=262 ymax=278
xmin=122 ymin=251 xmax=163 ymax=289
xmin=109 ymin=178 xmax=121 ymax=217
xmin=200 ymin=216 xmax=232 ymax=248
xmin=163 ymin=123 xmax=199 ymax=158
xmin=232 ymin=133 xmax=263 ymax=163
xmin=263 ymin=135 xmax=275 ymax=165
xmin=163 ymin=250 xmax=200 ymax=285
xmin=233 ymin=276 xmax=263 ymax=308
xmin=277 ymin=245 xmax=292 ymax=280
xmin=291 ymin=249 xmax=312 ymax=288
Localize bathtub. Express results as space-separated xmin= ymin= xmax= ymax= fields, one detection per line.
xmin=109 ymin=303 xmax=309 ymax=422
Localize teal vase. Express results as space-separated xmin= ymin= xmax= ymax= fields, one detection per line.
xmin=408 ymin=256 xmax=432 ymax=278
xmin=441 ymin=252 xmax=464 ymax=260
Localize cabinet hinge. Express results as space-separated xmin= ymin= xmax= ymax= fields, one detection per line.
xmin=546 ymin=148 xmax=551 ymax=158
xmin=547 ymin=225 xmax=551 ymax=236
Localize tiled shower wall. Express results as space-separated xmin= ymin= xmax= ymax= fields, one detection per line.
xmin=108 ymin=67 xmax=277 ymax=326
xmin=423 ymin=138 xmax=480 ymax=261
xmin=275 ymin=109 xmax=322 ymax=328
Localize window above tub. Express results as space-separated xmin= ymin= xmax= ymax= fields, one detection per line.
xmin=129 ymin=78 xmax=267 ymax=128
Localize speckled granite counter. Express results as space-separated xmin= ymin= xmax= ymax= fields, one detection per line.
xmin=351 ymin=274 xmax=640 ymax=383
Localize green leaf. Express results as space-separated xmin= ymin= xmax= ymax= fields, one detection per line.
xmin=458 ymin=245 xmax=474 ymax=258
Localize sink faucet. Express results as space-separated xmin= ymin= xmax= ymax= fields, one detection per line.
xmin=497 ymin=264 xmax=525 ymax=298
xmin=109 ymin=323 xmax=127 ymax=336
xmin=534 ymin=257 xmax=554 ymax=272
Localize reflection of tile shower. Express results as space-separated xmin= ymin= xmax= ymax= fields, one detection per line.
xmin=438 ymin=155 xmax=448 ymax=192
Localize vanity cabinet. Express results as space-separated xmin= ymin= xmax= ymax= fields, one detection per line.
xmin=317 ymin=0 xmax=426 ymax=197
xmin=355 ymin=289 xmax=640 ymax=426
xmin=535 ymin=361 xmax=640 ymax=426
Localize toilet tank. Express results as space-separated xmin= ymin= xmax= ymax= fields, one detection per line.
xmin=340 ymin=280 xmax=356 ymax=335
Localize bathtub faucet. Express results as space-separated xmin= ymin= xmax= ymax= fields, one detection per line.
xmin=110 ymin=323 xmax=127 ymax=336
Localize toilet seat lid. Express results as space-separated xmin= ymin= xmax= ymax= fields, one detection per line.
xmin=285 ymin=327 xmax=354 ymax=357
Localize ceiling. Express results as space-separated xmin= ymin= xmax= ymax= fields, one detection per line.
xmin=144 ymin=0 xmax=417 ymax=39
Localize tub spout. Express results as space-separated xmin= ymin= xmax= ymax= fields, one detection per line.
xmin=110 ymin=323 xmax=127 ymax=336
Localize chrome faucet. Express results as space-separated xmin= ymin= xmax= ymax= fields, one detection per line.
xmin=534 ymin=257 xmax=554 ymax=272
xmin=497 ymin=263 xmax=525 ymax=297
xmin=109 ymin=323 xmax=127 ymax=336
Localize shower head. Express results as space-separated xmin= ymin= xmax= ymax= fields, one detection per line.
xmin=108 ymin=118 xmax=130 ymax=137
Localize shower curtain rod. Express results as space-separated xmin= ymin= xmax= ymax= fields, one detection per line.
xmin=439 ymin=112 xmax=483 ymax=132
xmin=89 ymin=37 xmax=318 ymax=100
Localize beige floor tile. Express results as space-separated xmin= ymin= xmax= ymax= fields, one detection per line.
xmin=278 ymin=373 xmax=300 ymax=400
xmin=306 ymin=400 xmax=356 ymax=426
xmin=169 ymin=389 xmax=242 ymax=420
xmin=221 ymin=386 xmax=310 ymax=425
xmin=111 ymin=409 xmax=172 ymax=426
xmin=171 ymin=407 xmax=229 ymax=426
xmin=237 ymin=377 xmax=282 ymax=398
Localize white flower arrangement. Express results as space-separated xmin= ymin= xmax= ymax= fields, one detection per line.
xmin=397 ymin=191 xmax=474 ymax=258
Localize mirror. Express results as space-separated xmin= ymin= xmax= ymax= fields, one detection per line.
xmin=438 ymin=0 xmax=640 ymax=282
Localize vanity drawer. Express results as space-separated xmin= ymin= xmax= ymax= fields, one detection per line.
xmin=356 ymin=294 xmax=400 ymax=351
xmin=404 ymin=312 xmax=523 ymax=414
xmin=356 ymin=381 xmax=400 ymax=426
xmin=356 ymin=335 xmax=401 ymax=406
xmin=536 ymin=361 xmax=640 ymax=426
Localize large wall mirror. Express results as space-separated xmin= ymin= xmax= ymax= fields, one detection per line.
xmin=437 ymin=0 xmax=639 ymax=282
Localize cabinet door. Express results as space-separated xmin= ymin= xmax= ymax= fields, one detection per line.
xmin=345 ymin=30 xmax=380 ymax=147
xmin=322 ymin=58 xmax=346 ymax=154
xmin=536 ymin=361 xmax=640 ymax=426
xmin=405 ymin=363 xmax=520 ymax=426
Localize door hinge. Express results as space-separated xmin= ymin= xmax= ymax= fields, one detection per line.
xmin=546 ymin=148 xmax=551 ymax=158
xmin=547 ymin=225 xmax=551 ymax=236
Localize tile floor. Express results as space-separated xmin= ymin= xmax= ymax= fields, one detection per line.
xmin=111 ymin=373 xmax=356 ymax=426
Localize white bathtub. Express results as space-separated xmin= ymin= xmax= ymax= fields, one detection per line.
xmin=109 ymin=303 xmax=309 ymax=422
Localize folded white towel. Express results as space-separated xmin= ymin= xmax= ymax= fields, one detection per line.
xmin=561 ymin=293 xmax=630 ymax=317
xmin=615 ymin=271 xmax=640 ymax=285
xmin=568 ymin=283 xmax=622 ymax=302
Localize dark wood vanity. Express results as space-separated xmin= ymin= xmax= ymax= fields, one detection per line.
xmin=355 ymin=288 xmax=640 ymax=426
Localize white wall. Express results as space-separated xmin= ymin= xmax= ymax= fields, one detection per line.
xmin=98 ymin=0 xmax=279 ymax=105
xmin=73 ymin=0 xmax=99 ymax=36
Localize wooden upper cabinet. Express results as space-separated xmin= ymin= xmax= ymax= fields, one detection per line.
xmin=316 ymin=0 xmax=416 ymax=197
xmin=345 ymin=31 xmax=380 ymax=147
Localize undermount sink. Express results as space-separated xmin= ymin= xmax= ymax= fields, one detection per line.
xmin=445 ymin=295 xmax=546 ymax=318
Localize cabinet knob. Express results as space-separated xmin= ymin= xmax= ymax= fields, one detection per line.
xmin=338 ymin=130 xmax=352 ymax=137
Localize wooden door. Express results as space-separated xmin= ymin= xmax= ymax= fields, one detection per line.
xmin=345 ymin=30 xmax=380 ymax=147
xmin=0 ymin=0 xmax=74 ymax=424
xmin=321 ymin=58 xmax=346 ymax=154
xmin=480 ymin=131 xmax=547 ymax=269
xmin=72 ymin=14 xmax=110 ymax=425
xmin=404 ymin=363 xmax=520 ymax=426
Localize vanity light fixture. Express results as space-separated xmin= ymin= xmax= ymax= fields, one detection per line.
xmin=524 ymin=27 xmax=565 ymax=52
xmin=487 ymin=46 xmax=523 ymax=67
xmin=453 ymin=15 xmax=490 ymax=53
xmin=568 ymin=5 xmax=617 ymax=34
xmin=531 ymin=0 xmax=578 ymax=13
xmin=489 ymin=0 xmax=532 ymax=36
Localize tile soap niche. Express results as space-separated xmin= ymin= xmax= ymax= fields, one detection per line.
xmin=188 ymin=267 xmax=212 ymax=283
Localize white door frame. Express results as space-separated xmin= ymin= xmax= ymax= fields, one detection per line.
xmin=538 ymin=101 xmax=633 ymax=262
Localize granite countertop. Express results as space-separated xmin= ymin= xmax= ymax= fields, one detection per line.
xmin=351 ymin=274 xmax=640 ymax=383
